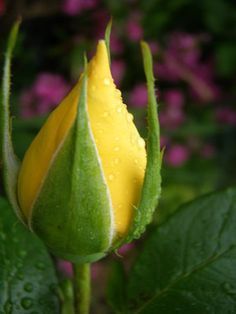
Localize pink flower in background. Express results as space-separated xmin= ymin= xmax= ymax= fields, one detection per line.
xmin=168 ymin=32 xmax=201 ymax=68
xmin=215 ymin=107 xmax=236 ymax=126
xmin=21 ymin=72 xmax=70 ymax=118
xmin=165 ymin=144 xmax=190 ymax=167
xmin=126 ymin=15 xmax=143 ymax=42
xmin=157 ymin=32 xmax=221 ymax=103
xmin=0 ymin=0 xmax=5 ymax=15
xmin=160 ymin=89 xmax=185 ymax=129
xmin=93 ymin=10 xmax=109 ymax=39
xmin=110 ymin=33 xmax=124 ymax=54
xmin=118 ymin=243 xmax=135 ymax=255
xmin=57 ymin=260 xmax=73 ymax=277
xmin=62 ymin=0 xmax=98 ymax=15
xmin=160 ymin=136 xmax=170 ymax=149
xmin=111 ymin=60 xmax=125 ymax=86
xmin=129 ymin=83 xmax=147 ymax=107
xmin=189 ymin=62 xmax=221 ymax=103
xmin=159 ymin=108 xmax=185 ymax=129
xmin=148 ymin=41 xmax=159 ymax=55
xmin=33 ymin=73 xmax=70 ymax=105
xmin=163 ymin=89 xmax=184 ymax=108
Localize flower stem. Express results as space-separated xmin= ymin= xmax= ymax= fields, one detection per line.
xmin=73 ymin=263 xmax=91 ymax=314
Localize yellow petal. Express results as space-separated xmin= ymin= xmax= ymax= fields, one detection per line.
xmin=87 ymin=41 xmax=146 ymax=236
xmin=18 ymin=40 xmax=146 ymax=236
xmin=17 ymin=83 xmax=80 ymax=218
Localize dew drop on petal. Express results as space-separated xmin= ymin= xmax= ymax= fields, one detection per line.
xmin=127 ymin=113 xmax=134 ymax=122
xmin=108 ymin=174 xmax=114 ymax=181
xmin=115 ymin=90 xmax=121 ymax=97
xmin=116 ymin=106 xmax=122 ymax=113
xmin=103 ymin=78 xmax=110 ymax=85
xmin=114 ymin=158 xmax=120 ymax=165
xmin=137 ymin=138 xmax=145 ymax=148
xmin=102 ymin=111 xmax=109 ymax=118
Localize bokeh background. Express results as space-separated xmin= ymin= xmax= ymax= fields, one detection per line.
xmin=0 ymin=0 xmax=236 ymax=312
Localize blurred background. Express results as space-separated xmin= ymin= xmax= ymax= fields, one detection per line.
xmin=0 ymin=0 xmax=236 ymax=312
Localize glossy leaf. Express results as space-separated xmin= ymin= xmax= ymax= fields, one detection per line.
xmin=0 ymin=197 xmax=60 ymax=313
xmin=126 ymin=187 xmax=236 ymax=313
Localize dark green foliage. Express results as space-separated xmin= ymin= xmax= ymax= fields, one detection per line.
xmin=108 ymin=187 xmax=236 ymax=313
xmin=0 ymin=197 xmax=60 ymax=313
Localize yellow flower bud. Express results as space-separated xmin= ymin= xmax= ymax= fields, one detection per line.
xmin=18 ymin=40 xmax=146 ymax=239
xmin=1 ymin=21 xmax=161 ymax=263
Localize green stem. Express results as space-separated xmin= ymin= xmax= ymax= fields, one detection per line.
xmin=73 ymin=263 xmax=91 ymax=314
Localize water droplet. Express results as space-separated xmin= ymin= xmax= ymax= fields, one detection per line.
xmin=137 ymin=138 xmax=145 ymax=148
xmin=127 ymin=113 xmax=133 ymax=122
xmin=24 ymin=282 xmax=33 ymax=292
xmin=36 ymin=261 xmax=45 ymax=270
xmin=4 ymin=300 xmax=12 ymax=314
xmin=21 ymin=297 xmax=32 ymax=309
xmin=91 ymin=85 xmax=96 ymax=91
xmin=134 ymin=159 xmax=138 ymax=165
xmin=108 ymin=174 xmax=114 ymax=181
xmin=102 ymin=111 xmax=109 ymax=118
xmin=116 ymin=106 xmax=122 ymax=113
xmin=114 ymin=158 xmax=120 ymax=165
xmin=114 ymin=146 xmax=120 ymax=152
xmin=115 ymin=90 xmax=121 ymax=97
xmin=103 ymin=78 xmax=110 ymax=85
xmin=133 ymin=178 xmax=138 ymax=183
xmin=130 ymin=134 xmax=137 ymax=145
xmin=115 ymin=136 xmax=120 ymax=141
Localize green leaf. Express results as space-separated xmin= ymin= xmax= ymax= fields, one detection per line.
xmin=0 ymin=197 xmax=60 ymax=313
xmin=0 ymin=20 xmax=26 ymax=224
xmin=125 ymin=42 xmax=162 ymax=243
xmin=126 ymin=187 xmax=236 ymax=313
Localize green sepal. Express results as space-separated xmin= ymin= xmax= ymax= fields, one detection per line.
xmin=0 ymin=19 xmax=26 ymax=224
xmin=30 ymin=64 xmax=114 ymax=263
xmin=104 ymin=18 xmax=112 ymax=65
xmin=124 ymin=41 xmax=162 ymax=243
